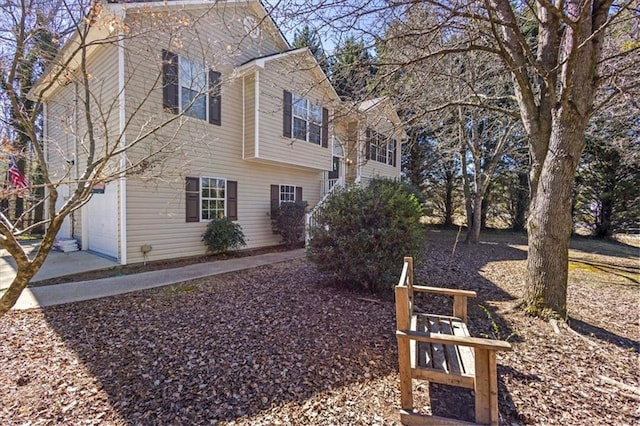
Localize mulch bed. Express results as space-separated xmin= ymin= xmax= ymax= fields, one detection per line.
xmin=1 ymin=230 xmax=638 ymax=425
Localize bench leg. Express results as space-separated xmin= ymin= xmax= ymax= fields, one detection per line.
xmin=474 ymin=349 xmax=499 ymax=425
xmin=397 ymin=335 xmax=413 ymax=410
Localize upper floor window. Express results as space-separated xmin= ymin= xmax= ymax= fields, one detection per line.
xmin=283 ymin=90 xmax=329 ymax=148
xmin=180 ymin=57 xmax=207 ymax=120
xmin=293 ymin=94 xmax=323 ymax=145
xmin=368 ymin=129 xmax=397 ymax=166
xmin=163 ymin=50 xmax=221 ymax=125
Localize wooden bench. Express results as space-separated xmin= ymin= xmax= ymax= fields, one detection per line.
xmin=395 ymin=257 xmax=512 ymax=425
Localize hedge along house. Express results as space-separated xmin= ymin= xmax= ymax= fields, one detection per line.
xmin=29 ymin=0 xmax=406 ymax=265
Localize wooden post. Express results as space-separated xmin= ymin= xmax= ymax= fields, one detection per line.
xmin=404 ymin=256 xmax=414 ymax=288
xmin=474 ymin=348 xmax=498 ymax=425
xmin=395 ymin=285 xmax=413 ymax=411
xmin=453 ymin=295 xmax=468 ymax=322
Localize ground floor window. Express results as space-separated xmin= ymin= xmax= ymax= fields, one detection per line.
xmin=280 ymin=184 xmax=296 ymax=204
xmin=201 ymin=177 xmax=226 ymax=220
xmin=186 ymin=177 xmax=237 ymax=222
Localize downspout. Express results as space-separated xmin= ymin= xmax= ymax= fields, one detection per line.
xmin=72 ymin=80 xmax=79 ymax=238
xmin=254 ymin=69 xmax=259 ymax=158
xmin=42 ymin=101 xmax=48 ymax=225
xmin=118 ymin=33 xmax=127 ymax=265
xmin=242 ymin=74 xmax=245 ymax=159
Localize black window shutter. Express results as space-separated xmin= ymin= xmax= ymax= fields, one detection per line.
xmin=162 ymin=50 xmax=179 ymax=114
xmin=365 ymin=128 xmax=371 ymax=160
xmin=270 ymin=185 xmax=280 ymax=233
xmin=226 ymin=180 xmax=238 ymax=220
xmin=185 ymin=177 xmax=200 ymax=222
xmin=321 ymin=107 xmax=329 ymax=148
xmin=295 ymin=186 xmax=303 ymax=202
xmin=209 ymin=70 xmax=221 ymax=126
xmin=271 ymin=184 xmax=280 ymax=211
xmin=283 ymin=91 xmax=292 ymax=138
xmin=392 ymin=139 xmax=397 ymax=166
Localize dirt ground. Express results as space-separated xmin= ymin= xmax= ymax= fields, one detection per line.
xmin=1 ymin=229 xmax=638 ymax=425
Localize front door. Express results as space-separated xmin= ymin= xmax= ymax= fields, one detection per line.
xmin=328 ymin=156 xmax=340 ymax=180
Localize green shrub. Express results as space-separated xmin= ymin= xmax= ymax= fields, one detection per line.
xmin=201 ymin=217 xmax=247 ymax=254
xmin=271 ymin=201 xmax=308 ymax=248
xmin=307 ymin=178 xmax=424 ymax=294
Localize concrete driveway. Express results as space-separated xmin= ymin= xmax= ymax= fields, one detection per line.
xmin=0 ymin=241 xmax=118 ymax=290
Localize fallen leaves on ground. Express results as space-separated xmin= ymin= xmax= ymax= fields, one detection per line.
xmin=1 ymin=230 xmax=638 ymax=425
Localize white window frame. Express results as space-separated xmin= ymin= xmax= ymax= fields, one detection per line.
xmin=369 ymin=130 xmax=394 ymax=166
xmin=279 ymin=184 xmax=296 ymax=205
xmin=179 ymin=56 xmax=208 ymax=121
xmin=200 ymin=177 xmax=226 ymax=221
xmin=292 ymin=93 xmax=322 ymax=145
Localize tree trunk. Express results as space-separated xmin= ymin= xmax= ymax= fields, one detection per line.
xmin=443 ymin=170 xmax=454 ymax=226
xmin=525 ymin=117 xmax=586 ymax=318
xmin=468 ymin=194 xmax=483 ymax=243
xmin=511 ymin=171 xmax=528 ymax=231
xmin=460 ymin=153 xmax=473 ymax=232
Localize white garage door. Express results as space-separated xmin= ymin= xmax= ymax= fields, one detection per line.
xmin=86 ymin=181 xmax=118 ymax=259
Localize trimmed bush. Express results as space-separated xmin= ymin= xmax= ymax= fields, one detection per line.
xmin=201 ymin=217 xmax=247 ymax=254
xmin=307 ymin=179 xmax=424 ymax=294
xmin=271 ymin=200 xmax=308 ymax=248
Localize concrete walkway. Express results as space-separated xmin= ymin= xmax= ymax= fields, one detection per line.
xmin=1 ymin=243 xmax=119 ymax=290
xmin=10 ymin=249 xmax=305 ymax=310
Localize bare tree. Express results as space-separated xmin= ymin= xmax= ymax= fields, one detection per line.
xmin=0 ymin=0 xmax=227 ymax=314
xmin=275 ymin=0 xmax=639 ymax=317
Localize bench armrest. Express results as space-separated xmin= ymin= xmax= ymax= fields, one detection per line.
xmin=412 ymin=285 xmax=477 ymax=298
xmin=396 ymin=330 xmax=512 ymax=352
xmin=410 ymin=285 xmax=476 ymax=321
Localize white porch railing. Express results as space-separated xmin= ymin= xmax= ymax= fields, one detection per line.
xmin=305 ymin=174 xmax=345 ymax=245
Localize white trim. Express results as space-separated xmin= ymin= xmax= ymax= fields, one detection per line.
xmin=242 ymin=74 xmax=245 ymax=159
xmin=278 ymin=184 xmax=297 ymax=205
xmin=254 ymin=69 xmax=260 ymax=157
xmin=42 ymin=101 xmax=49 ymax=224
xmin=236 ymin=48 xmax=307 ymax=74
xmin=118 ymin=35 xmax=127 ymax=265
xmin=199 ymin=176 xmax=227 ymax=221
xmin=236 ymin=47 xmax=340 ymax=101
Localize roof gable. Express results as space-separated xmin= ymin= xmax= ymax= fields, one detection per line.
xmin=237 ymin=47 xmax=339 ymax=102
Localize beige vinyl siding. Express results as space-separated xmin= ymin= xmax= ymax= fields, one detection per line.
xmin=253 ymin=56 xmax=333 ymax=170
xmin=44 ymin=43 xmax=121 ymax=246
xmin=120 ymin=5 xmax=324 ymax=264
xmin=45 ymin=85 xmax=77 ymax=236
xmin=243 ymin=74 xmax=256 ymax=158
xmin=126 ymin=164 xmax=321 ymax=264
xmin=360 ymin=107 xmax=404 ymax=181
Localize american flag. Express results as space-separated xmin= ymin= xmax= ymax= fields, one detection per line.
xmin=7 ymin=155 xmax=28 ymax=190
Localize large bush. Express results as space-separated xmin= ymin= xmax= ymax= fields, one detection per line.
xmin=201 ymin=218 xmax=247 ymax=254
xmin=271 ymin=201 xmax=308 ymax=248
xmin=307 ymin=179 xmax=424 ymax=294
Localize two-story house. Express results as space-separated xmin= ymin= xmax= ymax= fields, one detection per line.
xmin=30 ymin=0 xmax=406 ymax=265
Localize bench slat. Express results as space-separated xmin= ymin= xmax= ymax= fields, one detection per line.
xmin=438 ymin=317 xmax=463 ymax=376
xmin=427 ymin=316 xmax=449 ymax=373
xmin=451 ymin=319 xmax=475 ymax=376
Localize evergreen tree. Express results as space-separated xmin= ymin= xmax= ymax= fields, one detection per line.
xmin=331 ymin=36 xmax=375 ymax=101
xmin=292 ymin=25 xmax=328 ymax=73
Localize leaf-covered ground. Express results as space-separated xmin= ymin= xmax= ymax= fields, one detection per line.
xmin=1 ymin=230 xmax=638 ymax=425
